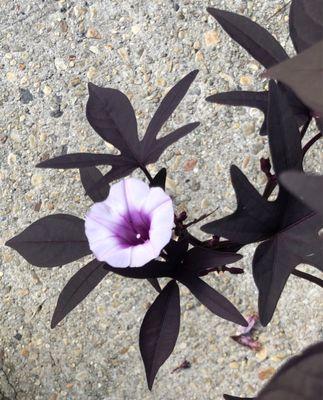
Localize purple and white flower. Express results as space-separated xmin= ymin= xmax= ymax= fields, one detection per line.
xmin=85 ymin=178 xmax=174 ymax=268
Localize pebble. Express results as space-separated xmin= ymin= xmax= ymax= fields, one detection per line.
xmin=86 ymin=28 xmax=102 ymax=39
xmin=70 ymin=77 xmax=81 ymax=87
xmin=31 ymin=174 xmax=43 ymax=187
xmin=195 ymin=50 xmax=205 ymax=62
xmin=131 ymin=25 xmax=141 ymax=35
xmin=54 ymin=58 xmax=68 ymax=71
xmin=7 ymin=153 xmax=17 ymax=165
xmin=6 ymin=71 xmax=16 ymax=81
xmin=87 ymin=66 xmax=97 ymax=80
xmin=256 ymin=347 xmax=268 ymax=362
xmin=240 ymin=75 xmax=254 ymax=86
xmin=19 ymin=88 xmax=33 ymax=104
xmin=43 ymin=85 xmax=52 ymax=96
xmin=184 ymin=158 xmax=198 ymax=171
xmin=258 ymin=367 xmax=276 ymax=380
xmin=204 ymin=30 xmax=220 ymax=46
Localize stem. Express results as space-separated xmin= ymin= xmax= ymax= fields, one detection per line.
xmin=292 ymin=269 xmax=323 ymax=288
xmin=140 ymin=165 xmax=153 ymax=183
xmin=300 ymin=118 xmax=312 ymax=139
xmin=302 ymin=132 xmax=322 ymax=158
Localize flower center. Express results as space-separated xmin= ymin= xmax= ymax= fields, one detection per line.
xmin=114 ymin=210 xmax=151 ymax=247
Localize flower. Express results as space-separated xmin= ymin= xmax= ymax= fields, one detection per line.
xmin=85 ymin=178 xmax=174 ymax=268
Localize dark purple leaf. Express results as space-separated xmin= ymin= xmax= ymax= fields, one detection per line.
xmin=37 ymin=153 xmax=124 ymax=169
xmin=150 ymin=168 xmax=167 ymax=190
xmin=206 ymin=91 xmax=268 ymax=113
xmin=143 ymin=122 xmax=200 ymax=165
xmin=165 ymin=238 xmax=189 ymax=264
xmin=280 ymin=172 xmax=323 ymax=217
xmin=224 ymin=395 xmax=254 ymax=400
xmin=207 ymin=8 xmax=288 ymax=68
xmin=143 ymin=70 xmax=199 ymax=150
xmin=139 ymin=280 xmax=180 ymax=390
xmin=85 ymin=163 xmax=136 ymax=197
xmin=51 ymin=259 xmax=108 ymax=328
xmin=266 ymin=41 xmax=323 ymax=115
xmin=182 ymin=247 xmax=242 ymax=275
xmin=86 ymin=83 xmax=140 ymax=158
xmin=257 ymin=342 xmax=323 ymax=399
xmin=147 ymin=278 xmax=162 ymax=293
xmin=289 ymin=0 xmax=323 ymax=53
xmin=202 ymin=165 xmax=279 ymax=244
xmin=267 ymin=82 xmax=303 ymax=174
xmin=5 ymin=214 xmax=90 ymax=267
xmin=202 ymin=82 xmax=323 ymax=325
xmin=45 ymin=73 xmax=199 ymax=196
xmin=180 ymin=276 xmax=247 ymax=326
xmin=105 ymin=260 xmax=174 ymax=279
xmin=79 ymin=167 xmax=110 ymax=203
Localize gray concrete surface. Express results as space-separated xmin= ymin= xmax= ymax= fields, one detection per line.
xmin=1 ymin=0 xmax=322 ymax=399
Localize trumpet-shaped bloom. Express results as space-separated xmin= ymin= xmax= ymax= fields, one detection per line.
xmin=85 ymin=178 xmax=174 ymax=268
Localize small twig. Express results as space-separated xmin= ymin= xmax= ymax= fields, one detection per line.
xmin=184 ymin=209 xmax=217 ymax=229
xmin=292 ymin=269 xmax=323 ymax=288
xmin=267 ymin=1 xmax=292 ymax=20
xmin=302 ymin=132 xmax=322 ymax=158
xmin=140 ymin=165 xmax=153 ymax=183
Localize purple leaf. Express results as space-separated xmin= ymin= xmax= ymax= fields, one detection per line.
xmin=105 ymin=260 xmax=174 ymax=279
xmin=139 ymin=280 xmax=180 ymax=390
xmin=79 ymin=167 xmax=110 ymax=202
xmin=37 ymin=153 xmax=124 ymax=169
xmin=39 ymin=73 xmax=199 ymax=195
xmin=266 ymin=41 xmax=323 ymax=115
xmin=182 ymin=247 xmax=243 ymax=275
xmin=144 ymin=122 xmax=200 ymax=165
xmin=180 ymin=276 xmax=247 ymax=327
xmin=257 ymin=342 xmax=323 ymax=399
xmin=224 ymin=396 xmax=254 ymax=400
xmin=147 ymin=278 xmax=162 ymax=293
xmin=143 ymin=70 xmax=199 ymax=150
xmin=206 ymin=91 xmax=268 ymax=113
xmin=289 ymin=0 xmax=323 ymax=53
xmin=280 ymin=172 xmax=323 ymax=217
xmin=202 ymin=82 xmax=323 ymax=325
xmin=267 ymin=81 xmax=303 ymax=174
xmin=253 ymin=212 xmax=323 ymax=326
xmin=150 ymin=168 xmax=167 ymax=190
xmin=86 ymin=83 xmax=140 ymax=158
xmin=5 ymin=214 xmax=90 ymax=267
xmin=207 ymin=8 xmax=288 ymax=68
xmin=51 ymin=259 xmax=109 ymax=328
xmin=202 ymin=165 xmax=279 ymax=244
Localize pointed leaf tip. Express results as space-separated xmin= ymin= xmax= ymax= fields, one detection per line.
xmin=140 ymin=280 xmax=180 ymax=390
xmin=51 ymin=259 xmax=109 ymax=328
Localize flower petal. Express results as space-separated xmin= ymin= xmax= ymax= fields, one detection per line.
xmin=142 ymin=187 xmax=173 ymax=215
xmin=130 ymin=241 xmax=156 ymax=267
xmin=150 ymin=200 xmax=174 ymax=231
xmin=105 ymin=246 xmax=132 ymax=268
xmin=104 ymin=178 xmax=150 ymax=216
